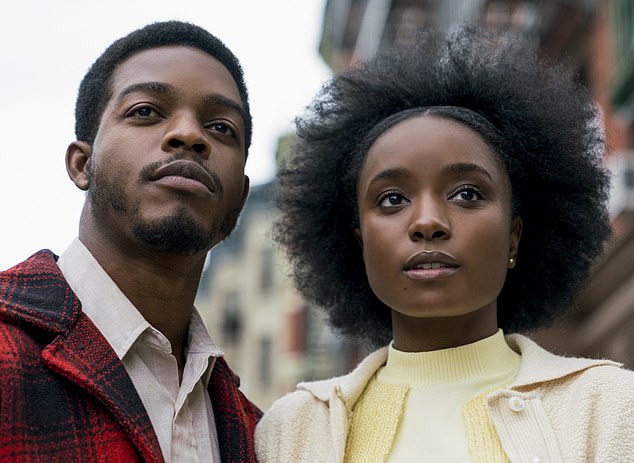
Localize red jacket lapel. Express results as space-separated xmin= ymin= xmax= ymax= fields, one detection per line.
xmin=2 ymin=250 xmax=262 ymax=463
xmin=43 ymin=313 xmax=163 ymax=462
xmin=209 ymin=357 xmax=263 ymax=463
xmin=1 ymin=250 xmax=163 ymax=462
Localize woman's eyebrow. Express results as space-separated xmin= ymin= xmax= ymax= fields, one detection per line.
xmin=367 ymin=163 xmax=492 ymax=186
xmin=364 ymin=167 xmax=410 ymax=192
xmin=443 ymin=162 xmax=493 ymax=180
xmin=368 ymin=167 xmax=409 ymax=184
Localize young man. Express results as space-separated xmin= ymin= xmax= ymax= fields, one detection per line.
xmin=0 ymin=21 xmax=261 ymax=463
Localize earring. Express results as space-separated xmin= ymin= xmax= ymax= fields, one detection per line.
xmin=509 ymin=257 xmax=516 ymax=265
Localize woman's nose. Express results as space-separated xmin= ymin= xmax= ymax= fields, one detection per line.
xmin=407 ymin=198 xmax=451 ymax=241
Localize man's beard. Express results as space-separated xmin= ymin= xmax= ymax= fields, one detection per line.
xmin=86 ymin=160 xmax=240 ymax=255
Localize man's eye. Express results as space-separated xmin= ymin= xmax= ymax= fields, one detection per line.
xmin=378 ymin=192 xmax=407 ymax=207
xmin=207 ymin=121 xmax=237 ymax=138
xmin=130 ymin=106 xmax=159 ymax=117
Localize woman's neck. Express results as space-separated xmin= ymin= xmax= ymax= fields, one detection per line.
xmin=391 ymin=305 xmax=498 ymax=352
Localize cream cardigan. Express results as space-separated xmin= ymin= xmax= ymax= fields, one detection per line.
xmin=255 ymin=334 xmax=634 ymax=463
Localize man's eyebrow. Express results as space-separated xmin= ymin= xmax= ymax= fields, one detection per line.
xmin=202 ymin=93 xmax=247 ymax=125
xmin=117 ymin=81 xmax=177 ymax=101
xmin=116 ymin=81 xmax=246 ymax=124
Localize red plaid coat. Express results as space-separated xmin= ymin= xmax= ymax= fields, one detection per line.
xmin=0 ymin=250 xmax=262 ymax=462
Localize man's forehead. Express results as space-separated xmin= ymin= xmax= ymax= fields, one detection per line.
xmin=110 ymin=46 xmax=240 ymax=98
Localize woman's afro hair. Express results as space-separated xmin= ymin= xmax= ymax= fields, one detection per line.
xmin=273 ymin=27 xmax=612 ymax=347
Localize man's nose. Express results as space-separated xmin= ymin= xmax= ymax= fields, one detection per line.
xmin=161 ymin=112 xmax=210 ymax=159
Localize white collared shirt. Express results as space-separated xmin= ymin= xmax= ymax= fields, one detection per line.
xmin=57 ymin=238 xmax=222 ymax=463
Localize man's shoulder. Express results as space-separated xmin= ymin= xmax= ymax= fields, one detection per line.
xmin=0 ymin=249 xmax=62 ymax=297
xmin=0 ymin=308 xmax=46 ymax=361
xmin=0 ymin=251 xmax=69 ymax=363
xmin=0 ymin=250 xmax=80 ymax=333
xmin=209 ymin=356 xmax=263 ymax=422
xmin=1 ymin=249 xmax=58 ymax=275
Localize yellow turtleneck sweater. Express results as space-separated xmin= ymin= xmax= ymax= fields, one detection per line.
xmin=344 ymin=330 xmax=520 ymax=463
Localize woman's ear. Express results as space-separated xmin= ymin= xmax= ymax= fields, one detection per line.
xmin=508 ymin=216 xmax=523 ymax=268
xmin=65 ymin=141 xmax=92 ymax=191
xmin=354 ymin=228 xmax=364 ymax=251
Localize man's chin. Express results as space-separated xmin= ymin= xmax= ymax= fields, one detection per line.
xmin=132 ymin=214 xmax=215 ymax=256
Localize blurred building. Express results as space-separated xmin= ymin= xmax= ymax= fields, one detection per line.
xmin=195 ymin=138 xmax=361 ymax=409
xmin=197 ymin=0 xmax=634 ymax=411
xmin=319 ymin=0 xmax=634 ymax=367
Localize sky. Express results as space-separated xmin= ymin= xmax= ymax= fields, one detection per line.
xmin=0 ymin=0 xmax=331 ymax=270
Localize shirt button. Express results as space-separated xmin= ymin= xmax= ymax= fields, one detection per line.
xmin=533 ymin=457 xmax=549 ymax=463
xmin=508 ymin=396 xmax=525 ymax=412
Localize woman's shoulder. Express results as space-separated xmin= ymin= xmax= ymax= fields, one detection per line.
xmin=570 ymin=360 xmax=634 ymax=393
xmin=257 ymin=346 xmax=389 ymax=432
xmin=519 ymin=338 xmax=634 ymax=408
xmin=261 ymin=382 xmax=332 ymax=421
xmin=255 ymin=377 xmax=344 ymax=463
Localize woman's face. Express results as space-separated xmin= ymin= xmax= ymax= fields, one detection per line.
xmin=355 ymin=115 xmax=521 ymax=349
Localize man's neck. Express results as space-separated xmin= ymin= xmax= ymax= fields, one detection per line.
xmin=78 ymin=234 xmax=207 ymax=366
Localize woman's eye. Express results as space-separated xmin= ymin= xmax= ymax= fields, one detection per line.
xmin=451 ymin=186 xmax=483 ymax=202
xmin=379 ymin=192 xmax=407 ymax=207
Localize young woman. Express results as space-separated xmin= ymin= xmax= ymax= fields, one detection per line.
xmin=255 ymin=28 xmax=634 ymax=462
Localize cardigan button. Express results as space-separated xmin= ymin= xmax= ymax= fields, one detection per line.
xmin=508 ymin=396 xmax=525 ymax=412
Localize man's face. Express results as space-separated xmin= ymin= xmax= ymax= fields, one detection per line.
xmin=85 ymin=45 xmax=249 ymax=255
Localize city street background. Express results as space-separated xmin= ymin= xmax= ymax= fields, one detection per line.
xmin=0 ymin=0 xmax=330 ymax=270
xmin=1 ymin=0 xmax=633 ymax=410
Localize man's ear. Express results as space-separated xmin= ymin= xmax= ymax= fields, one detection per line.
xmin=65 ymin=141 xmax=92 ymax=191
xmin=240 ymin=175 xmax=250 ymax=210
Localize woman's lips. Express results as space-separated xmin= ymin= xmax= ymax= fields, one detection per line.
xmin=403 ymin=251 xmax=460 ymax=280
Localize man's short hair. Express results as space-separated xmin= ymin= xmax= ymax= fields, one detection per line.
xmin=75 ymin=20 xmax=252 ymax=156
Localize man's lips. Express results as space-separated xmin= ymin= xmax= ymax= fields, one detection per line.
xmin=148 ymin=160 xmax=220 ymax=196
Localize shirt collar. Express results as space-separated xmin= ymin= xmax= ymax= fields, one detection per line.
xmin=504 ymin=333 xmax=620 ymax=387
xmin=187 ymin=307 xmax=224 ymax=360
xmin=380 ymin=329 xmax=520 ymax=385
xmin=56 ymin=238 xmax=223 ymax=362
xmin=299 ymin=333 xmax=622 ymax=405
